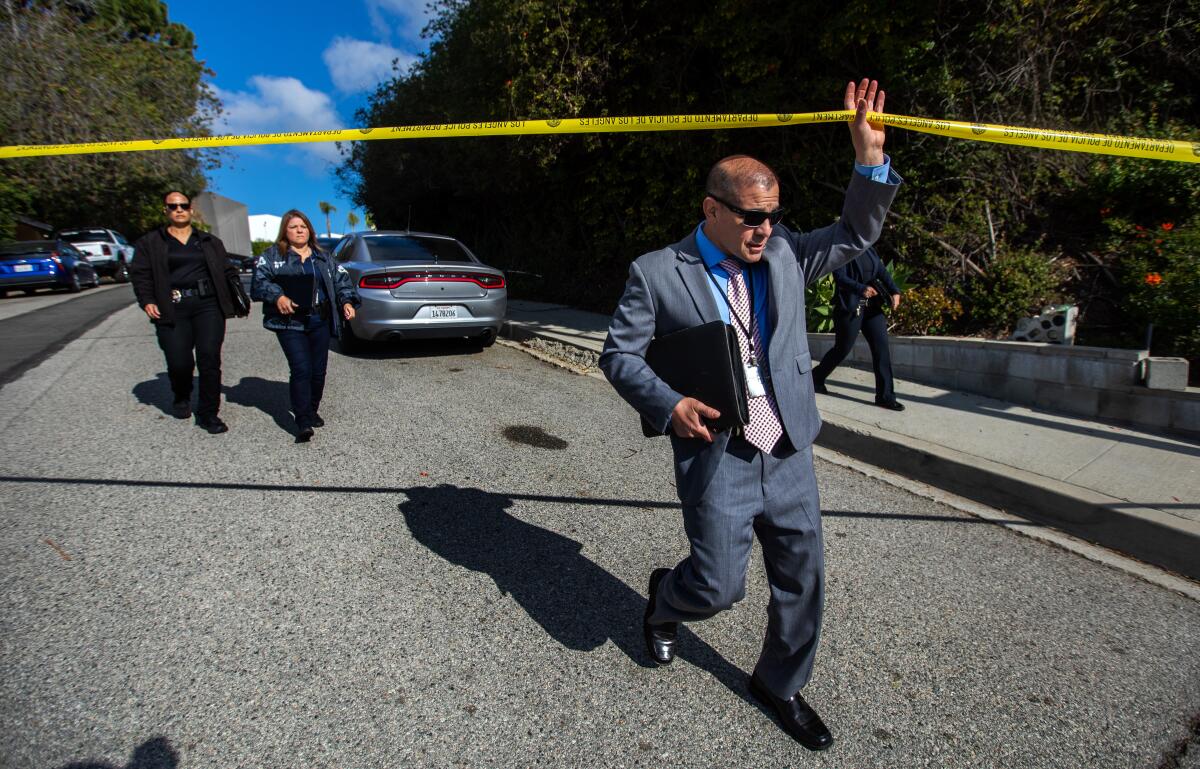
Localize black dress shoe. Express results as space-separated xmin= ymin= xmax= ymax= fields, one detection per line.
xmin=311 ymin=414 xmax=325 ymax=428
xmin=196 ymin=416 xmax=228 ymax=434
xmin=644 ymin=568 xmax=678 ymax=665
xmin=749 ymin=673 xmax=834 ymax=751
xmin=171 ymin=400 xmax=191 ymax=420
xmin=296 ymin=425 xmax=315 ymax=443
xmin=875 ymin=399 xmax=905 ymax=411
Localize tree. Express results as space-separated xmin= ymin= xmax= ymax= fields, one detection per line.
xmin=0 ymin=0 xmax=219 ymax=239
xmin=318 ymin=201 xmax=336 ymax=236
xmin=345 ymin=211 xmax=360 ymax=232
xmin=340 ymin=0 xmax=1199 ymax=366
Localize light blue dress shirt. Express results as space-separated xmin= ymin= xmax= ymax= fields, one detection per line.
xmin=695 ymin=157 xmax=898 ymax=365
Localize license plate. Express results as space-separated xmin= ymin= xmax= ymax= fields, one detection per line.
xmin=13 ymin=264 xmax=32 ymax=272
xmin=430 ymin=306 xmax=458 ymax=319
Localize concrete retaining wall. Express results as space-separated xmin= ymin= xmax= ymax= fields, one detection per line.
xmin=808 ymin=333 xmax=1200 ymax=437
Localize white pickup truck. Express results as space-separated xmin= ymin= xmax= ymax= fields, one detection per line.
xmin=56 ymin=228 xmax=135 ymax=282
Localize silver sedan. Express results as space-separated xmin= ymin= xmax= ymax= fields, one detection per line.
xmin=329 ymin=230 xmax=506 ymax=349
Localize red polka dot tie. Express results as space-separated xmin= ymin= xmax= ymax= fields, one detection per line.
xmin=719 ymin=258 xmax=784 ymax=453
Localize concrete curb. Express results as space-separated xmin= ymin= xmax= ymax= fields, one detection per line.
xmin=502 ymin=316 xmax=1200 ymax=582
xmin=815 ymin=411 xmax=1200 ymax=581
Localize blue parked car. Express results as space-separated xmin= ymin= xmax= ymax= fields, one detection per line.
xmin=0 ymin=240 xmax=100 ymax=297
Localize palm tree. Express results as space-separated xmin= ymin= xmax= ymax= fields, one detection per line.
xmin=345 ymin=211 xmax=360 ymax=232
xmin=318 ymin=201 xmax=336 ymax=236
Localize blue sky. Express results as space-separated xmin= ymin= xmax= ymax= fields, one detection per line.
xmin=170 ymin=0 xmax=431 ymax=235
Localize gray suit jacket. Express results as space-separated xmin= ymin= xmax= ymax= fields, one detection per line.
xmin=600 ymin=171 xmax=899 ymax=504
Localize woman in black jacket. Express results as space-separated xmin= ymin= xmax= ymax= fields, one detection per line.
xmin=129 ymin=191 xmax=245 ymax=433
xmin=811 ymin=246 xmax=905 ymax=410
xmin=250 ymin=209 xmax=359 ymax=442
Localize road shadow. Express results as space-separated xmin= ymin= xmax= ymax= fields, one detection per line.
xmin=58 ymin=736 xmax=177 ymax=769
xmin=131 ymin=373 xmax=174 ymax=417
xmin=223 ymin=376 xmax=294 ymax=436
xmin=396 ymin=483 xmax=757 ymax=706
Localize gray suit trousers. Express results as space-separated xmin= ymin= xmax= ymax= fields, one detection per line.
xmin=649 ymin=437 xmax=825 ymax=700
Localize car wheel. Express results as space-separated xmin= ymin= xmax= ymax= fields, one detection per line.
xmin=475 ymin=329 xmax=497 ymax=348
xmin=22 ymin=288 xmax=36 ymax=296
xmin=68 ymin=271 xmax=82 ymax=293
xmin=113 ymin=261 xmax=129 ymax=283
xmin=0 ymin=288 xmax=7 ymax=298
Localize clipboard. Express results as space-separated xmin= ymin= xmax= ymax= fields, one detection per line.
xmin=274 ymin=274 xmax=316 ymax=311
xmin=640 ymin=320 xmax=750 ymax=437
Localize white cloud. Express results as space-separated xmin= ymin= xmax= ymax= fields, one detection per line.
xmin=367 ymin=0 xmax=432 ymax=42
xmin=214 ymin=76 xmax=344 ymax=171
xmin=323 ymin=36 xmax=415 ymax=93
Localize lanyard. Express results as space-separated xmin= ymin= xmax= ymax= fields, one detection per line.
xmin=702 ymin=260 xmax=760 ymax=366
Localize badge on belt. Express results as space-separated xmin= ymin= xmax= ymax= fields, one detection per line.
xmin=171 ymin=289 xmax=182 ymax=303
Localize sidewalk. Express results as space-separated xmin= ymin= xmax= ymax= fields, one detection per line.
xmin=503 ymin=300 xmax=1200 ymax=583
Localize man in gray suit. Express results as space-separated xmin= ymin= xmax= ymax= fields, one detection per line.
xmin=599 ymin=79 xmax=899 ymax=750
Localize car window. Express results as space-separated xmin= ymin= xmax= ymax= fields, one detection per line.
xmin=363 ymin=235 xmax=476 ymax=263
xmin=114 ymin=232 xmax=128 ymax=245
xmin=59 ymin=229 xmax=111 ymax=244
xmin=332 ymin=238 xmax=352 ymax=262
xmin=0 ymin=242 xmax=52 ymax=255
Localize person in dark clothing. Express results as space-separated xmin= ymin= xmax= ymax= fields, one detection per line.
xmin=250 ymin=209 xmax=359 ymax=442
xmin=811 ymin=245 xmax=905 ymax=410
xmin=129 ymin=191 xmax=245 ymax=433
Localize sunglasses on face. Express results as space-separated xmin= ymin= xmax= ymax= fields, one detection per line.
xmin=165 ymin=202 xmax=191 ymax=211
xmin=706 ymin=192 xmax=786 ymax=227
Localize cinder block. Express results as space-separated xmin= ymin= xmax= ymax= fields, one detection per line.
xmin=912 ymin=344 xmax=934 ymax=369
xmin=1144 ymin=357 xmax=1189 ymax=390
xmin=956 ymin=370 xmax=1007 ymax=399
xmin=890 ymin=339 xmax=914 ymax=367
xmin=1034 ymin=382 xmax=1099 ymax=419
xmin=1067 ymin=357 xmax=1135 ymax=389
xmin=1171 ymin=397 xmax=1200 ymax=435
xmin=1004 ymin=376 xmax=1037 ymax=406
xmin=960 ymin=347 xmax=1007 ymax=375
xmin=932 ymin=344 xmax=961 ymax=371
xmin=925 ymin=367 xmax=957 ymax=389
xmin=1008 ymin=352 xmax=1040 ymax=380
xmin=1029 ymin=354 xmax=1068 ymax=383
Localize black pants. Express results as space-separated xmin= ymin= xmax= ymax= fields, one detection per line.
xmin=275 ymin=313 xmax=331 ymax=429
xmin=155 ymin=295 xmax=226 ymax=418
xmin=812 ymin=303 xmax=895 ymax=403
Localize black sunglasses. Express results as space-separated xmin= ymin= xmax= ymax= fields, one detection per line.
xmin=164 ymin=202 xmax=191 ymax=211
xmin=706 ymin=192 xmax=786 ymax=227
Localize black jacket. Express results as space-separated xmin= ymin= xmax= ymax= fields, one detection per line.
xmin=129 ymin=227 xmax=240 ymax=325
xmin=249 ymin=245 xmax=360 ymax=337
xmin=832 ymin=246 xmax=900 ymax=313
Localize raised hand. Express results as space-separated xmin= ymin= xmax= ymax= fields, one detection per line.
xmin=844 ymin=78 xmax=886 ymax=166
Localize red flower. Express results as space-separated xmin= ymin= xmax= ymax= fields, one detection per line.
xmin=1154 ymin=238 xmax=1163 ymax=244
xmin=505 ymin=79 xmax=513 ymax=88
xmin=1099 ymin=207 xmax=1112 ymax=216
xmin=1144 ymin=272 xmax=1163 ymax=287
xmin=1161 ymin=222 xmax=1174 ymax=231
xmin=1135 ymin=225 xmax=1145 ymax=231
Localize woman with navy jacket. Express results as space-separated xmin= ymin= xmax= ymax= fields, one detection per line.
xmin=251 ymin=210 xmax=360 ymax=441
xmin=811 ymin=245 xmax=905 ymax=411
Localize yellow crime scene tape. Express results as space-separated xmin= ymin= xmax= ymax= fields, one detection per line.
xmin=1 ymin=110 xmax=1196 ymax=163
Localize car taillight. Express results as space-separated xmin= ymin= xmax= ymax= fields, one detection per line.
xmin=359 ymin=271 xmax=506 ymax=290
xmin=101 ymin=244 xmax=112 ymax=255
xmin=49 ymin=253 xmax=61 ymax=265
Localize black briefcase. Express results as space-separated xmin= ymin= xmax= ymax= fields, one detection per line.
xmin=640 ymin=320 xmax=750 ymax=437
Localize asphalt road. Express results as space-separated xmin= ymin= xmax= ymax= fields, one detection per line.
xmin=0 ymin=283 xmax=134 ymax=387
xmin=0 ymin=303 xmax=1197 ymax=769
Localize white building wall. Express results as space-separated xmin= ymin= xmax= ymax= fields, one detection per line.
xmin=249 ymin=214 xmax=282 ymax=242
